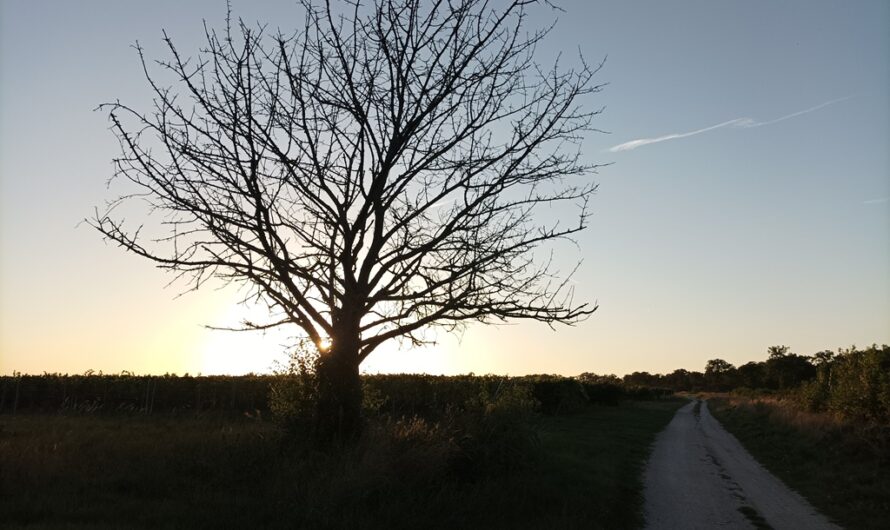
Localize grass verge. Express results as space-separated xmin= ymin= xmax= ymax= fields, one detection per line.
xmin=0 ymin=400 xmax=681 ymax=529
xmin=530 ymin=400 xmax=684 ymax=529
xmin=709 ymin=397 xmax=889 ymax=529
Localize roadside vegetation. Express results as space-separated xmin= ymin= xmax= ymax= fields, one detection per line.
xmin=710 ymin=396 xmax=889 ymax=529
xmin=0 ymin=371 xmax=681 ymax=530
xmin=700 ymin=344 xmax=889 ymax=528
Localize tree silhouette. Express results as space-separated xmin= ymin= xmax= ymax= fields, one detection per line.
xmin=767 ymin=345 xmax=790 ymax=359
xmin=736 ymin=361 xmax=765 ymax=389
xmin=92 ymin=0 xmax=603 ymax=440
xmin=765 ymin=348 xmax=815 ymax=390
xmin=704 ymin=358 xmax=736 ymax=391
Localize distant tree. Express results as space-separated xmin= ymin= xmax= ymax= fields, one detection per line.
xmin=687 ymin=371 xmax=706 ymax=391
xmin=812 ymin=350 xmax=834 ymax=366
xmin=764 ymin=347 xmax=815 ymax=390
xmin=92 ymin=0 xmax=603 ymax=441
xmin=705 ymin=358 xmax=734 ymax=374
xmin=623 ymin=371 xmax=660 ymax=388
xmin=767 ymin=345 xmax=791 ymax=359
xmin=663 ymin=368 xmax=692 ymax=391
xmin=704 ymin=358 xmax=736 ymax=391
xmin=736 ymin=361 xmax=766 ymax=389
xmin=577 ymin=373 xmax=622 ymax=385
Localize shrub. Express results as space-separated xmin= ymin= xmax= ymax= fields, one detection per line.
xmin=788 ymin=344 xmax=890 ymax=424
xmin=826 ymin=345 xmax=890 ymax=423
xmin=522 ymin=376 xmax=588 ymax=414
xmin=580 ymin=382 xmax=624 ymax=405
xmin=357 ymin=415 xmax=458 ymax=487
xmin=450 ymin=381 xmax=541 ymax=479
xmin=794 ymin=377 xmax=830 ymax=413
xmin=268 ymin=344 xmax=320 ymax=433
xmin=624 ymin=385 xmax=673 ymax=401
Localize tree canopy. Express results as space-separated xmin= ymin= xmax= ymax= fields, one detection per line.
xmin=93 ymin=0 xmax=604 ymax=439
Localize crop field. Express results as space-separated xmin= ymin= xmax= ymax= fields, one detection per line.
xmin=0 ymin=374 xmax=682 ymax=530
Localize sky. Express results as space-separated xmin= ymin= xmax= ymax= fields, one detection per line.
xmin=1 ymin=0 xmax=887 ymax=377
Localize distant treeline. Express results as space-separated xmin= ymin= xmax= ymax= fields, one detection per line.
xmin=0 ymin=372 xmax=671 ymax=416
xmin=618 ymin=344 xmax=890 ymax=424
xmin=5 ymin=344 xmax=884 ymax=423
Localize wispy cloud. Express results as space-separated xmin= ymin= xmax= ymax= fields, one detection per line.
xmin=609 ymin=96 xmax=851 ymax=153
xmin=863 ymin=197 xmax=888 ymax=205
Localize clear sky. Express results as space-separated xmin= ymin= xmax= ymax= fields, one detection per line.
xmin=1 ymin=0 xmax=887 ymax=377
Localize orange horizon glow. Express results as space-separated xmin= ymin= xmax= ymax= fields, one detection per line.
xmin=1 ymin=1 xmax=888 ymax=380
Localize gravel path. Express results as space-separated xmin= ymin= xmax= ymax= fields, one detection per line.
xmin=642 ymin=400 xmax=841 ymax=530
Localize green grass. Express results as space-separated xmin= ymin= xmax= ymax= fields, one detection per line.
xmin=529 ymin=400 xmax=685 ymax=529
xmin=0 ymin=400 xmax=682 ymax=530
xmin=709 ymin=398 xmax=890 ymax=529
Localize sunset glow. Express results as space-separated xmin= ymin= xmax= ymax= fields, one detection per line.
xmin=1 ymin=0 xmax=887 ymax=378
xmin=2 ymin=3 xmax=886 ymax=529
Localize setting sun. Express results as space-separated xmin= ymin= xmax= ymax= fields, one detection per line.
xmin=198 ymin=295 xmax=294 ymax=375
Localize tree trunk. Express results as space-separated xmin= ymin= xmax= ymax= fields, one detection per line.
xmin=314 ymin=339 xmax=363 ymax=444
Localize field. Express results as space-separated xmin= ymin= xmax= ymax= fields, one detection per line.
xmin=0 ymin=375 xmax=682 ymax=530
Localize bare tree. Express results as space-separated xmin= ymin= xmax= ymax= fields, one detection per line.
xmin=93 ymin=0 xmax=604 ymax=440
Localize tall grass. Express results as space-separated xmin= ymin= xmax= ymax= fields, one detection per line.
xmin=0 ymin=399 xmax=682 ymax=529
xmin=710 ymin=396 xmax=890 ymax=529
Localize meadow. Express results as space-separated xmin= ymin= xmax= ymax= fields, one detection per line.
xmin=0 ymin=373 xmax=681 ymax=530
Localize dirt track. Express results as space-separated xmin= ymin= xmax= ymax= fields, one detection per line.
xmin=642 ymin=400 xmax=840 ymax=530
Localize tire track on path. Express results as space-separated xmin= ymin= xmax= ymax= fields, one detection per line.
xmin=642 ymin=400 xmax=840 ymax=530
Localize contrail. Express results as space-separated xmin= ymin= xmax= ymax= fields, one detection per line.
xmin=609 ymin=96 xmax=851 ymax=153
xmin=739 ymin=96 xmax=851 ymax=128
xmin=609 ymin=118 xmax=747 ymax=152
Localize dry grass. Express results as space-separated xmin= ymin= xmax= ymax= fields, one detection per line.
xmin=710 ymin=396 xmax=890 ymax=529
xmin=720 ymin=395 xmax=846 ymax=435
xmin=0 ymin=400 xmax=683 ymax=529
